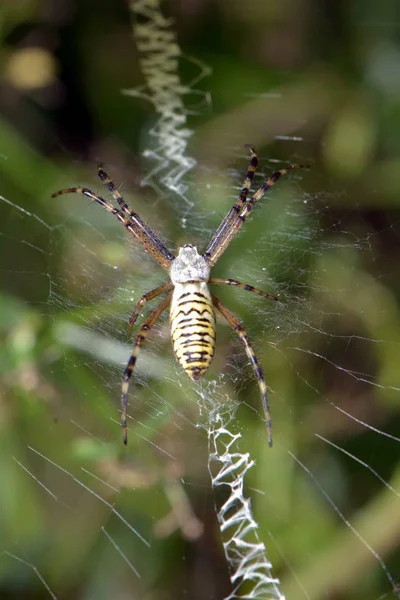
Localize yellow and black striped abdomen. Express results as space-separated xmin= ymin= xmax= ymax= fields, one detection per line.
xmin=170 ymin=282 xmax=216 ymax=381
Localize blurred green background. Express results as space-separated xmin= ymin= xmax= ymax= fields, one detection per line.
xmin=1 ymin=1 xmax=400 ymax=599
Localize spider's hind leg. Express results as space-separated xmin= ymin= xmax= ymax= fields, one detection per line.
xmin=211 ymin=293 xmax=273 ymax=447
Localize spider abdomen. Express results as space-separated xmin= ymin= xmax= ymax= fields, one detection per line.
xmin=170 ymin=282 xmax=216 ymax=381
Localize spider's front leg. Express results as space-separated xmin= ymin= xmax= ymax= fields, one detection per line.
xmin=122 ymin=292 xmax=172 ymax=444
xmin=203 ymin=146 xmax=258 ymax=265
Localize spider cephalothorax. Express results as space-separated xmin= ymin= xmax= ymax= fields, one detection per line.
xmin=170 ymin=245 xmax=211 ymax=283
xmin=53 ymin=148 xmax=306 ymax=446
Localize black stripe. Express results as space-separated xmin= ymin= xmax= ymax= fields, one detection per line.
xmin=175 ymin=319 xmax=212 ymax=330
xmin=176 ymin=309 xmax=213 ymax=318
xmin=178 ymin=339 xmax=213 ymax=347
xmin=177 ymin=299 xmax=209 ymax=307
xmin=124 ymin=356 xmax=137 ymax=376
xmin=183 ymin=348 xmax=210 ymax=355
xmin=174 ymin=308 xmax=213 ymax=318
xmin=181 ymin=292 xmax=209 ymax=300
xmin=185 ymin=355 xmax=210 ymax=363
xmin=177 ymin=332 xmax=215 ymax=341
xmin=255 ymin=366 xmax=263 ymax=379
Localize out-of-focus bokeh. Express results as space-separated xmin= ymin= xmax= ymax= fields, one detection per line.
xmin=1 ymin=1 xmax=400 ymax=599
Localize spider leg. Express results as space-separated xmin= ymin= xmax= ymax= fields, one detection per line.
xmin=121 ymin=291 xmax=172 ymax=445
xmin=245 ymin=164 xmax=306 ymax=214
xmin=211 ymin=293 xmax=273 ymax=447
xmin=204 ymin=156 xmax=307 ymax=266
xmin=97 ymin=164 xmax=145 ymax=220
xmin=127 ymin=281 xmax=173 ymax=334
xmin=203 ymin=146 xmax=258 ymax=263
xmin=209 ymin=278 xmax=278 ymax=302
xmin=52 ymin=185 xmax=175 ymax=270
xmin=239 ymin=145 xmax=258 ymax=204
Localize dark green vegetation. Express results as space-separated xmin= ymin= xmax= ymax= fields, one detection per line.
xmin=1 ymin=1 xmax=400 ymax=599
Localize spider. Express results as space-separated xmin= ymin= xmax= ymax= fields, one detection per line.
xmin=52 ymin=147 xmax=306 ymax=446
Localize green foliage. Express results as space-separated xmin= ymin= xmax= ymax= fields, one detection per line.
xmin=1 ymin=1 xmax=400 ymax=599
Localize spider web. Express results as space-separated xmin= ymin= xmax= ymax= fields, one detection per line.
xmin=1 ymin=1 xmax=400 ymax=599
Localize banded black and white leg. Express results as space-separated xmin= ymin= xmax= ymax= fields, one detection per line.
xmin=127 ymin=282 xmax=173 ymax=333
xmin=212 ymin=294 xmax=273 ymax=447
xmin=121 ymin=292 xmax=172 ymax=444
xmin=209 ymin=278 xmax=278 ymax=302
xmin=204 ymin=151 xmax=307 ymax=266
xmin=52 ymin=173 xmax=175 ymax=270
xmin=203 ymin=146 xmax=258 ymax=263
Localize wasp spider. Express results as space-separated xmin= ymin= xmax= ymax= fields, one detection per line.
xmin=53 ymin=148 xmax=306 ymax=446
